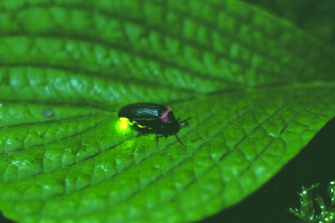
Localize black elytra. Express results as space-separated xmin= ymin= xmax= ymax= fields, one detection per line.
xmin=118 ymin=103 xmax=189 ymax=144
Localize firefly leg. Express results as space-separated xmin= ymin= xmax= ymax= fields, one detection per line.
xmin=175 ymin=134 xmax=183 ymax=145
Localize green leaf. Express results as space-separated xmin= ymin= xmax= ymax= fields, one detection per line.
xmin=0 ymin=0 xmax=334 ymax=222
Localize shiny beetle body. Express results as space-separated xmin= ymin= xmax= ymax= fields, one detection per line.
xmin=118 ymin=103 xmax=188 ymax=144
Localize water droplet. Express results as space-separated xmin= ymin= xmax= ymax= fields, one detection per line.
xmin=42 ymin=108 xmax=54 ymax=117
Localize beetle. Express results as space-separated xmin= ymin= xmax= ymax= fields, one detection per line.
xmin=118 ymin=103 xmax=189 ymax=144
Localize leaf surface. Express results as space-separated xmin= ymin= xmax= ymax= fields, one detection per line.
xmin=0 ymin=0 xmax=335 ymax=222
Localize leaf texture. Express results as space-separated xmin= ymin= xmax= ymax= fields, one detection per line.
xmin=0 ymin=0 xmax=335 ymax=222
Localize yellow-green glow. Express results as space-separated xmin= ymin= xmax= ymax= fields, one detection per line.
xmin=119 ymin=117 xmax=151 ymax=129
xmin=129 ymin=121 xmax=146 ymax=128
xmin=119 ymin=117 xmax=130 ymax=131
